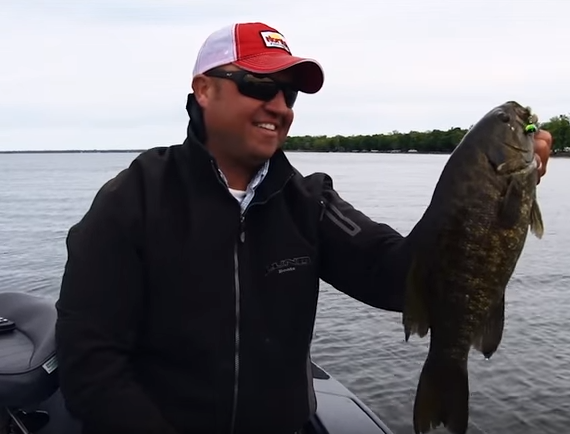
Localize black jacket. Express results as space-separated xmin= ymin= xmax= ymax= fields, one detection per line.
xmin=55 ymin=97 xmax=412 ymax=434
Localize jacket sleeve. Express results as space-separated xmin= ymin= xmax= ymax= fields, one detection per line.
xmin=317 ymin=174 xmax=413 ymax=313
xmin=55 ymin=169 xmax=178 ymax=434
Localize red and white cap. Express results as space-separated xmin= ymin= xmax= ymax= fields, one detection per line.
xmin=192 ymin=22 xmax=324 ymax=94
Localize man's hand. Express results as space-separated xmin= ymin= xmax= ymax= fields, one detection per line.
xmin=534 ymin=129 xmax=553 ymax=184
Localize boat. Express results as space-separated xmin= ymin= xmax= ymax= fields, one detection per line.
xmin=0 ymin=291 xmax=394 ymax=434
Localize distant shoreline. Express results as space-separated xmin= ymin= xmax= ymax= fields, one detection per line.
xmin=1 ymin=149 xmax=569 ymax=158
xmin=2 ymin=114 xmax=567 ymax=156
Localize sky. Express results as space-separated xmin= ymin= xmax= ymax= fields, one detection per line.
xmin=1 ymin=0 xmax=568 ymax=151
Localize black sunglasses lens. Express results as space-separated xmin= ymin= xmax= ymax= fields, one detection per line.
xmin=284 ymin=90 xmax=298 ymax=108
xmin=239 ymin=81 xmax=298 ymax=108
xmin=207 ymin=70 xmax=298 ymax=108
xmin=239 ymin=81 xmax=278 ymax=102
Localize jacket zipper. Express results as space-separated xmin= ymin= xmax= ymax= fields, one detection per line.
xmin=210 ymin=161 xmax=294 ymax=434
xmin=228 ymin=177 xmax=293 ymax=434
xmin=229 ymin=214 xmax=245 ymax=434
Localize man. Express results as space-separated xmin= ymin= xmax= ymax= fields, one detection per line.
xmin=54 ymin=21 xmax=553 ymax=434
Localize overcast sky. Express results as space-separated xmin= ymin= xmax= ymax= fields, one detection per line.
xmin=1 ymin=0 xmax=568 ymax=151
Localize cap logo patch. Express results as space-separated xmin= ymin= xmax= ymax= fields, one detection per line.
xmin=259 ymin=30 xmax=291 ymax=53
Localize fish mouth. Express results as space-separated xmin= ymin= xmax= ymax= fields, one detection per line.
xmin=503 ymin=101 xmax=537 ymax=124
xmin=498 ymin=102 xmax=539 ymax=133
xmin=513 ymin=105 xmax=539 ymax=135
xmin=504 ymin=140 xmax=530 ymax=153
xmin=498 ymin=102 xmax=537 ymax=161
xmin=506 ymin=144 xmax=535 ymax=165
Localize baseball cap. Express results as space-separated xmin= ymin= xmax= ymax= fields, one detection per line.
xmin=192 ymin=22 xmax=324 ymax=94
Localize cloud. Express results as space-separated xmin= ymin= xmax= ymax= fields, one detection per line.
xmin=1 ymin=0 xmax=568 ymax=150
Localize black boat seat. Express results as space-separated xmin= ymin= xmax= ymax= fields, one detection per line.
xmin=0 ymin=292 xmax=59 ymax=408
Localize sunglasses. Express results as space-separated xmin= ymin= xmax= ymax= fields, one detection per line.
xmin=204 ymin=69 xmax=299 ymax=108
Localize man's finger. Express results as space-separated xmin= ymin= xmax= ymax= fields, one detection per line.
xmin=534 ymin=130 xmax=552 ymax=179
xmin=535 ymin=139 xmax=548 ymax=177
xmin=535 ymin=129 xmax=553 ymax=147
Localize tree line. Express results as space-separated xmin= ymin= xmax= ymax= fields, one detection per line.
xmin=282 ymin=114 xmax=570 ymax=154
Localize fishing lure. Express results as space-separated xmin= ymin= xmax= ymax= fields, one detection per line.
xmin=525 ymin=110 xmax=539 ymax=134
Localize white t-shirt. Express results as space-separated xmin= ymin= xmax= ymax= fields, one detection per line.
xmin=229 ymin=188 xmax=246 ymax=203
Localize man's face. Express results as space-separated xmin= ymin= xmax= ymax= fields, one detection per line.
xmin=193 ymin=64 xmax=296 ymax=167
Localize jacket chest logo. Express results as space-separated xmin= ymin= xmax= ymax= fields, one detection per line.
xmin=265 ymin=256 xmax=311 ymax=276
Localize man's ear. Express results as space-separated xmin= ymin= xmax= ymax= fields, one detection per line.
xmin=192 ymin=75 xmax=213 ymax=108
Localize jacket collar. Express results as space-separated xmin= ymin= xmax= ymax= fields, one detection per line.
xmin=180 ymin=93 xmax=296 ymax=204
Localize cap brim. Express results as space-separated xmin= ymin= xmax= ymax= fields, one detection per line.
xmin=233 ymin=54 xmax=324 ymax=94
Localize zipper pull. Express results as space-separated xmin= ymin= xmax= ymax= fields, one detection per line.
xmin=239 ymin=216 xmax=245 ymax=243
xmin=319 ymin=199 xmax=326 ymax=221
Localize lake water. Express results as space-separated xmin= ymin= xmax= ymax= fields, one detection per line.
xmin=1 ymin=151 xmax=568 ymax=434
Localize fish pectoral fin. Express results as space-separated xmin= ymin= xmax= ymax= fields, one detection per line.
xmin=497 ymin=177 xmax=524 ymax=229
xmin=473 ymin=294 xmax=505 ymax=359
xmin=403 ymin=255 xmax=430 ymax=341
xmin=499 ymin=176 xmax=545 ymax=238
xmin=530 ymin=197 xmax=544 ymax=239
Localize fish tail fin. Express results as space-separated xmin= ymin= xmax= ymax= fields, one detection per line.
xmin=413 ymin=353 xmax=469 ymax=434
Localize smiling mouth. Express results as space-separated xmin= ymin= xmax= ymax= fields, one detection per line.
xmin=255 ymin=122 xmax=277 ymax=132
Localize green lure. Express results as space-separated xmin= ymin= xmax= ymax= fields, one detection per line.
xmin=525 ymin=123 xmax=538 ymax=133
